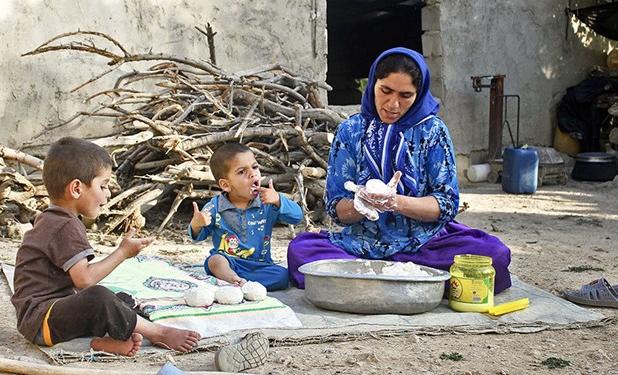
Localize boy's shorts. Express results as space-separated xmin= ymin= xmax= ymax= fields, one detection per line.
xmin=35 ymin=285 xmax=137 ymax=346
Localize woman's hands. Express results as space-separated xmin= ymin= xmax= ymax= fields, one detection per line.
xmin=358 ymin=171 xmax=402 ymax=212
xmin=344 ymin=181 xmax=379 ymax=221
xmin=345 ymin=172 xmax=402 ymax=221
xmin=339 ymin=171 xmax=441 ymax=223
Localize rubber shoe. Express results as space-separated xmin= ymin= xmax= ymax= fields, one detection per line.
xmin=215 ymin=332 xmax=269 ymax=372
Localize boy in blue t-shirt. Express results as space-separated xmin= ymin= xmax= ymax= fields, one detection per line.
xmin=189 ymin=143 xmax=303 ymax=291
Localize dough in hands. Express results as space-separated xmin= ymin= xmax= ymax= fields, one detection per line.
xmin=365 ymin=179 xmax=390 ymax=194
xmin=215 ymin=285 xmax=244 ymax=305
xmin=343 ymin=180 xmax=381 ymax=221
xmin=241 ymin=281 xmax=267 ymax=301
xmin=184 ymin=285 xmax=216 ymax=307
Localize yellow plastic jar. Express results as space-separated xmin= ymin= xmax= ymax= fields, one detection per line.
xmin=448 ymin=254 xmax=495 ymax=312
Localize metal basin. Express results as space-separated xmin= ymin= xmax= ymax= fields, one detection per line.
xmin=299 ymin=259 xmax=450 ymax=315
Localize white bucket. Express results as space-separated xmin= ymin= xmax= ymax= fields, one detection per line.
xmin=466 ymin=163 xmax=491 ymax=183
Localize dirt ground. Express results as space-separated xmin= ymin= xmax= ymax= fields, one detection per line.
xmin=1 ymin=178 xmax=617 ymax=375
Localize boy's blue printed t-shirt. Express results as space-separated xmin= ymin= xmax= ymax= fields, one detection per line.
xmin=189 ymin=193 xmax=303 ymax=263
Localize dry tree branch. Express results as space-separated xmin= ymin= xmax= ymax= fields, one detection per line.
xmin=156 ymin=184 xmax=217 ymax=233
xmin=292 ymin=125 xmax=328 ymax=170
xmin=103 ymin=185 xmax=165 ymax=234
xmin=70 ymin=65 xmax=123 ymax=93
xmin=0 ymin=146 xmax=44 ymax=170
xmin=25 ymin=31 xmax=130 ymax=56
xmin=180 ymin=127 xmax=298 ymax=152
xmin=195 ymin=24 xmax=217 ymax=65
xmin=234 ymin=93 xmax=262 ymax=139
xmin=232 ymin=89 xmax=342 ymax=124
xmin=23 ymin=31 xmax=224 ymax=77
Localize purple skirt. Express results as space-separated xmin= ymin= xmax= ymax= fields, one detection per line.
xmin=287 ymin=221 xmax=512 ymax=294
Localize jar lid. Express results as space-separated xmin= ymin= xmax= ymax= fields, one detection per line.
xmin=453 ymin=254 xmax=493 ymax=266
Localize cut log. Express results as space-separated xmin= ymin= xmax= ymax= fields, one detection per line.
xmin=92 ymin=131 xmax=153 ymax=148
xmin=0 ymin=146 xmax=44 ymax=170
xmin=301 ymin=166 xmax=326 ymax=179
xmin=103 ymin=185 xmax=164 ymax=234
xmin=100 ymin=183 xmax=154 ymax=213
xmin=232 ymin=89 xmax=343 ymax=124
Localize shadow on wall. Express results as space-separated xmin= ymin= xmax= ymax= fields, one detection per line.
xmin=539 ymin=9 xmax=614 ymax=83
xmin=501 ymin=4 xmax=615 ymax=150
xmin=570 ymin=17 xmax=614 ymax=52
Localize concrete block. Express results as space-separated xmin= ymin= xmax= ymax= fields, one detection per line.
xmin=422 ymin=5 xmax=441 ymax=31
xmin=430 ymin=75 xmax=445 ymax=100
xmin=421 ymin=31 xmax=442 ymax=57
xmin=425 ymin=56 xmax=443 ymax=79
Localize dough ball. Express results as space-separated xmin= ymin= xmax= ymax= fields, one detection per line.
xmin=365 ymin=179 xmax=389 ymax=194
xmin=215 ymin=286 xmax=244 ymax=305
xmin=344 ymin=181 xmax=359 ymax=192
xmin=241 ymin=281 xmax=267 ymax=301
xmin=184 ymin=285 xmax=215 ymax=307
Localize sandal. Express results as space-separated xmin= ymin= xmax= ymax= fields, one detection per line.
xmin=563 ymin=278 xmax=618 ymax=308
xmin=215 ymin=331 xmax=269 ymax=372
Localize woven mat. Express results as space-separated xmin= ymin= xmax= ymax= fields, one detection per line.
xmin=2 ymin=262 xmax=608 ymax=364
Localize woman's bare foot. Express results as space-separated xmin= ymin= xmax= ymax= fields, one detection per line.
xmin=151 ymin=327 xmax=200 ymax=352
xmin=90 ymin=333 xmax=143 ymax=356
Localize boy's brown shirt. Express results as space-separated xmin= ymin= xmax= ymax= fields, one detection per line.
xmin=11 ymin=205 xmax=94 ymax=342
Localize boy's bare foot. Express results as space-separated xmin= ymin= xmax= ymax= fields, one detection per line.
xmin=209 ymin=255 xmax=245 ymax=286
xmin=152 ymin=327 xmax=200 ymax=352
xmin=90 ymin=333 xmax=143 ymax=356
xmin=232 ymin=276 xmax=248 ymax=286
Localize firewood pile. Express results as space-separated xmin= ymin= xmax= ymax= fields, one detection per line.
xmin=0 ymin=31 xmax=345 ymax=239
xmin=0 ymin=146 xmax=47 ymax=238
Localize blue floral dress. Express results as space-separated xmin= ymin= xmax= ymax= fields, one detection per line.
xmin=325 ymin=113 xmax=459 ymax=259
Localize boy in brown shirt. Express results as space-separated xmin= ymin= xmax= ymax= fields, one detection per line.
xmin=11 ymin=137 xmax=201 ymax=356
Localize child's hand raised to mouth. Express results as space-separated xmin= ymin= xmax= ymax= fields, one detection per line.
xmin=258 ymin=179 xmax=280 ymax=207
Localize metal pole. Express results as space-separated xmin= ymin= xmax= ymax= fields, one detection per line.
xmin=488 ymin=75 xmax=505 ymax=160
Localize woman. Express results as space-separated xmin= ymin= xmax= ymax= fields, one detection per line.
xmin=287 ymin=47 xmax=512 ymax=293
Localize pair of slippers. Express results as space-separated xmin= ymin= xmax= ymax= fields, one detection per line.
xmin=563 ymin=278 xmax=618 ymax=308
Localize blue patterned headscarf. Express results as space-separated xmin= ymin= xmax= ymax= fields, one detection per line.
xmin=361 ymin=47 xmax=440 ymax=195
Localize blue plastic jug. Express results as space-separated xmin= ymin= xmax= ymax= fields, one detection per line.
xmin=502 ymin=147 xmax=539 ymax=194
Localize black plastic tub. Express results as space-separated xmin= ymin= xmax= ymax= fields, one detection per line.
xmin=571 ymin=152 xmax=617 ymax=181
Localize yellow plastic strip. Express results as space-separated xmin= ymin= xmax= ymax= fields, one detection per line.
xmin=488 ymin=298 xmax=529 ymax=316
xmin=42 ymin=300 xmax=58 ymax=346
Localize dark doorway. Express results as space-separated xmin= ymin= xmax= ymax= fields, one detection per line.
xmin=327 ymin=0 xmax=424 ymax=105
